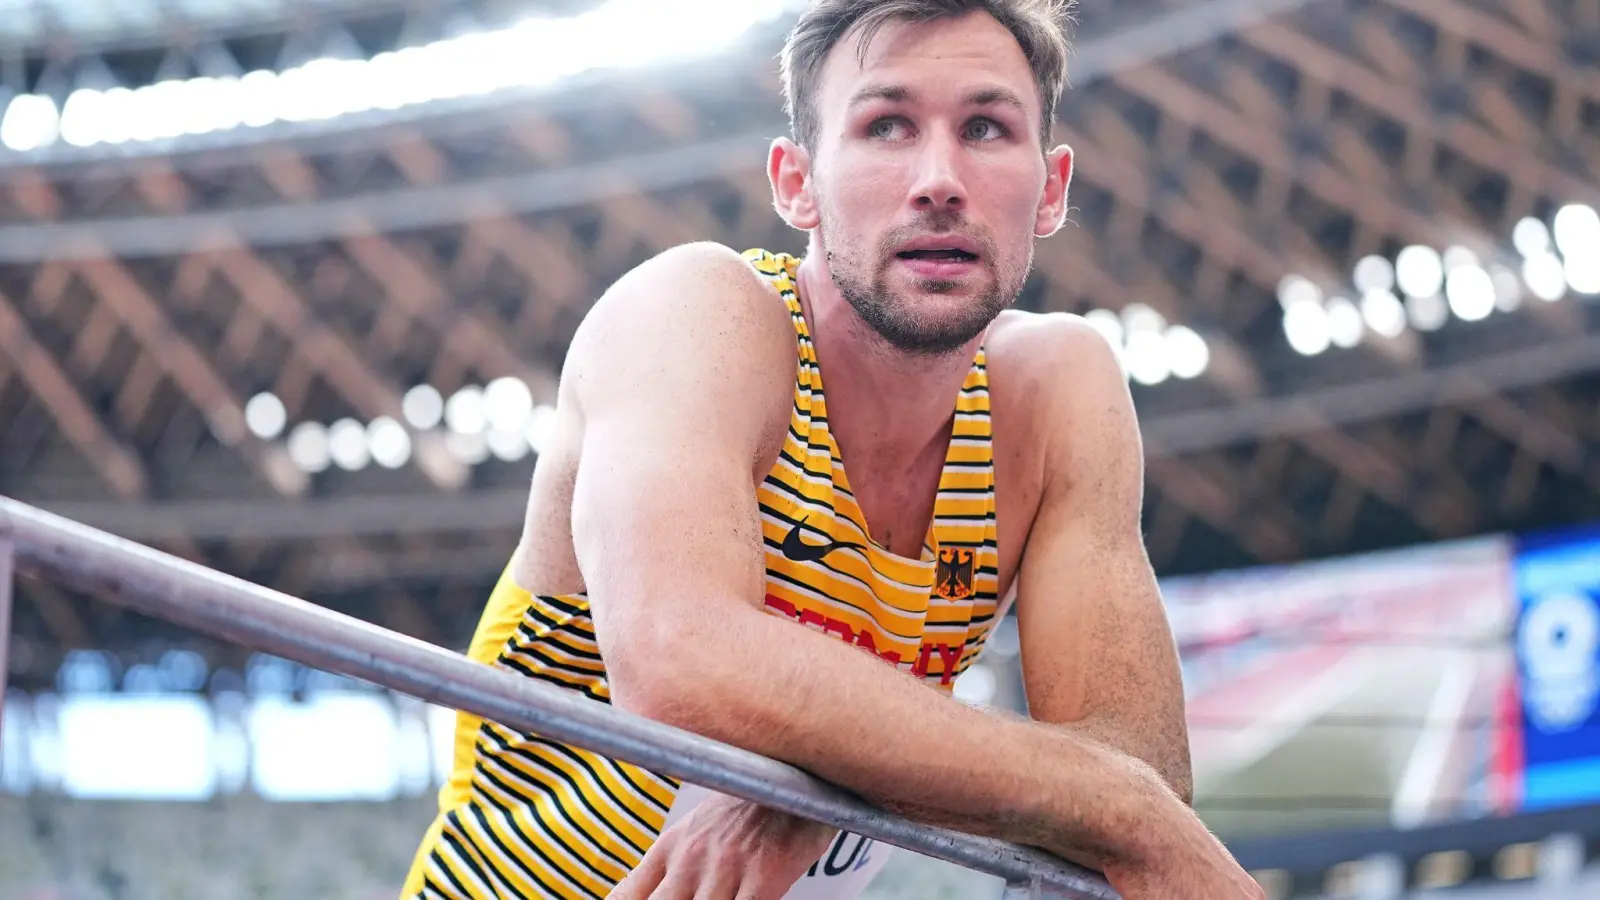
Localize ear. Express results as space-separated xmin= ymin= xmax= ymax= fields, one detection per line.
xmin=769 ymin=137 xmax=820 ymax=230
xmin=1034 ymin=143 xmax=1075 ymax=238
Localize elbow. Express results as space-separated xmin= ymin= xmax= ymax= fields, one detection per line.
xmin=1115 ymin=747 xmax=1193 ymax=808
xmin=1171 ymin=770 xmax=1195 ymax=807
xmin=603 ymin=624 xmax=730 ymax=735
xmin=1162 ymin=751 xmax=1195 ymax=806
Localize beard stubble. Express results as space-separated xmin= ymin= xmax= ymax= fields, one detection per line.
xmin=821 ymin=207 xmax=1029 ymax=357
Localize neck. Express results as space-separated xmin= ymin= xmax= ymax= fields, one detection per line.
xmin=793 ymin=251 xmax=982 ymax=471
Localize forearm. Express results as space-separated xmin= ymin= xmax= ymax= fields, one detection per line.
xmin=1067 ymin=713 xmax=1194 ymax=807
xmin=618 ymin=607 xmax=1177 ymax=871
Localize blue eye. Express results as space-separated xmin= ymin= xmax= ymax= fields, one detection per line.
xmin=965 ymin=118 xmax=1005 ymax=141
xmin=868 ymin=117 xmax=908 ymax=140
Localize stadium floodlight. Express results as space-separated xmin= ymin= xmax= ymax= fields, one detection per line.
xmin=1121 ymin=302 xmax=1166 ymax=335
xmin=1552 ymin=204 xmax=1599 ymax=260
xmin=286 ymin=422 xmax=332 ymax=473
xmin=365 ymin=51 xmax=421 ymax=112
xmin=96 ymin=87 xmax=138 ymax=144
xmin=1164 ymin=326 xmax=1210 ymax=380
xmin=446 ymin=431 xmax=490 ymax=465
xmin=402 ymin=385 xmax=445 ymax=431
xmin=1441 ymin=245 xmax=1478 ymax=273
xmin=1566 ymin=255 xmax=1600 ymax=296
xmin=444 ymin=385 xmax=487 ymax=436
xmin=0 ymin=93 xmax=60 ymax=152
xmin=484 ymin=377 xmax=535 ymax=433
xmin=1552 ymin=205 xmax=1600 ymax=296
xmin=1512 ymin=216 xmax=1552 ymax=259
xmin=274 ymin=58 xmax=370 ymax=124
xmin=1124 ymin=329 xmax=1171 ymax=385
xmin=525 ymin=405 xmax=558 ymax=456
xmin=237 ymin=70 xmax=281 ymax=129
xmin=1523 ymin=253 xmax=1567 ymax=302
xmin=1360 ymin=289 xmax=1406 ymax=339
xmin=1445 ymin=265 xmax=1496 ymax=322
xmin=1083 ymin=308 xmax=1124 ymax=354
xmin=244 ymin=393 xmax=289 ymax=441
xmin=123 ymin=83 xmax=163 ymax=143
xmin=367 ymin=417 xmax=413 ymax=469
xmin=1406 ymin=292 xmax=1448 ymax=331
xmin=1395 ymin=245 xmax=1445 ymax=299
xmin=328 ymin=418 xmax=372 ymax=471
xmin=1276 ymin=273 xmax=1322 ymax=309
xmin=58 ymin=89 xmax=107 ymax=147
xmin=487 ymin=428 xmax=531 ymax=462
xmin=1283 ymin=298 xmax=1331 ymax=356
xmin=183 ymin=77 xmax=245 ymax=135
xmin=1 ymin=0 xmax=810 ymax=153
xmin=1490 ymin=265 xmax=1524 ymax=313
xmin=1352 ymin=255 xmax=1394 ymax=294
xmin=136 ymin=80 xmax=198 ymax=142
xmin=1325 ymin=297 xmax=1364 ymax=348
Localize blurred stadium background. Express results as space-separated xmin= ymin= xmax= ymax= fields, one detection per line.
xmin=0 ymin=0 xmax=1597 ymax=897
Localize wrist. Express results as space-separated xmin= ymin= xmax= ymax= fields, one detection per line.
xmin=1115 ymin=768 xmax=1190 ymax=869
xmin=1036 ymin=734 xmax=1182 ymax=872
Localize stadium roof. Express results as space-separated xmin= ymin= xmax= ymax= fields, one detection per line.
xmin=0 ymin=0 xmax=1596 ymax=686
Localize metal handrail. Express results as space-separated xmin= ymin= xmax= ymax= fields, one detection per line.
xmin=0 ymin=496 xmax=1116 ymax=899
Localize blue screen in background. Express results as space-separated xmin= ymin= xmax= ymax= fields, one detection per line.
xmin=1514 ymin=522 xmax=1600 ymax=810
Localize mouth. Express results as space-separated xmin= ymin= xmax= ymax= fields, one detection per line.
xmin=894 ymin=241 xmax=982 ymax=280
xmin=895 ymin=248 xmax=980 ymax=263
xmin=894 ymin=233 xmax=982 ymax=262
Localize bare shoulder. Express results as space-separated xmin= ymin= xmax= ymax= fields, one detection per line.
xmin=986 ymin=310 xmax=1125 ymax=396
xmin=569 ymin=242 xmax=794 ymax=375
xmin=565 ymin=242 xmax=795 ymax=421
xmin=983 ymin=312 xmax=1137 ymax=594
xmin=986 ymin=310 xmax=1132 ymax=444
xmin=513 ymin=244 xmax=795 ymax=587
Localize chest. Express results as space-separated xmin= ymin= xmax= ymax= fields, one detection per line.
xmin=806 ymin=418 xmax=1040 ymax=614
xmin=846 ymin=452 xmax=947 ymax=558
xmin=754 ymin=398 xmax=1026 ymax=686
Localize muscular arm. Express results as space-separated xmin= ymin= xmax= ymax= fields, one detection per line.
xmin=1008 ymin=318 xmax=1194 ymax=803
xmin=568 ymin=244 xmax=1183 ymax=872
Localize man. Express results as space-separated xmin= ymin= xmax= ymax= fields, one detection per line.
xmin=404 ymin=1 xmax=1262 ymax=898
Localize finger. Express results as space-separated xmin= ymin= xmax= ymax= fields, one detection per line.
xmin=608 ymin=851 xmax=667 ymax=900
xmin=647 ymin=864 xmax=701 ymax=900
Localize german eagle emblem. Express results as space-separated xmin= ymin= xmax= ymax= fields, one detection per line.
xmin=934 ymin=547 xmax=976 ymax=600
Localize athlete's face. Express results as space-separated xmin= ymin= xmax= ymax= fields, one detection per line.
xmin=773 ymin=13 xmax=1073 ymax=355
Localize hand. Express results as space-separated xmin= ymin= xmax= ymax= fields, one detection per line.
xmin=609 ymin=793 xmax=838 ymax=900
xmin=1102 ymin=813 xmax=1265 ymax=900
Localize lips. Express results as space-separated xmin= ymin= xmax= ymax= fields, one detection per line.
xmin=897 ymin=248 xmax=979 ymax=262
xmin=894 ymin=234 xmax=982 ymax=261
xmin=894 ymin=236 xmax=982 ymax=279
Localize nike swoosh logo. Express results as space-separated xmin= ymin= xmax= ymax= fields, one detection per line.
xmin=781 ymin=519 xmax=867 ymax=564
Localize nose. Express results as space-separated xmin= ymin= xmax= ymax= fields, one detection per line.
xmin=909 ymin=132 xmax=966 ymax=212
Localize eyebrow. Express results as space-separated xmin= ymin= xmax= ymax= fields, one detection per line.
xmin=846 ymin=84 xmax=1029 ymax=114
xmin=847 ymin=84 xmax=912 ymax=109
xmin=964 ymin=87 xmax=1028 ymax=113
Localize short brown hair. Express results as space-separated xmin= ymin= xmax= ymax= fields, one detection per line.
xmin=780 ymin=0 xmax=1076 ymax=150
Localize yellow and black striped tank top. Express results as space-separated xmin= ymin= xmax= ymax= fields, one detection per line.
xmin=403 ymin=248 xmax=1001 ymax=899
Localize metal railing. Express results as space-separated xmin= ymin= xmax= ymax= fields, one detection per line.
xmin=0 ymin=496 xmax=1117 ymax=899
